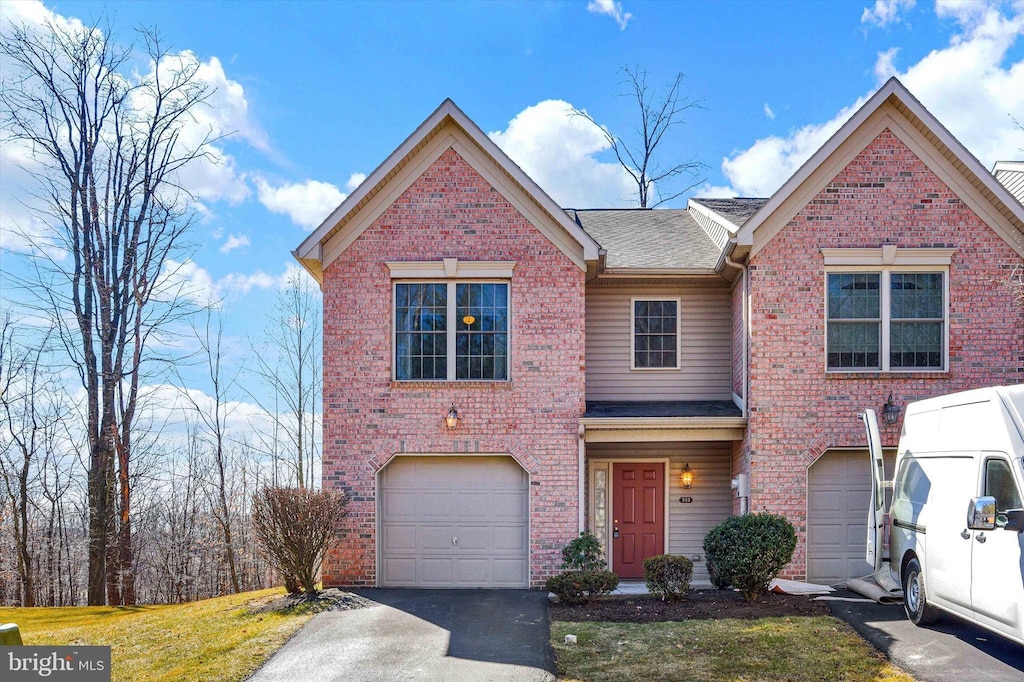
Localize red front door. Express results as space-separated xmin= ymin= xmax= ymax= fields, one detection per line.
xmin=612 ymin=462 xmax=665 ymax=579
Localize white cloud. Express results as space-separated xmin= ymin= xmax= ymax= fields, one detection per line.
xmin=255 ymin=177 xmax=346 ymax=230
xmin=157 ymin=259 xmax=314 ymax=307
xmin=718 ymin=2 xmax=1024 ymax=198
xmin=489 ymin=100 xmax=636 ymax=207
xmin=763 ymin=103 xmax=776 ymax=120
xmin=587 ymin=0 xmax=633 ymax=30
xmin=862 ymin=0 xmax=916 ymax=27
xmin=874 ymin=47 xmax=901 ymax=81
xmin=219 ymin=234 xmax=251 ymax=254
xmin=345 ymin=173 xmax=367 ymax=191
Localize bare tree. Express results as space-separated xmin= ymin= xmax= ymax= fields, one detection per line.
xmin=0 ymin=19 xmax=213 ymax=605
xmin=247 ymin=272 xmax=322 ymax=488
xmin=177 ymin=309 xmax=242 ymax=593
xmin=574 ymin=65 xmax=706 ymax=208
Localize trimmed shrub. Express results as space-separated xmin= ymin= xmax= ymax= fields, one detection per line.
xmin=547 ymin=532 xmax=618 ymax=604
xmin=643 ymin=554 xmax=693 ymax=601
xmin=252 ymin=486 xmax=349 ymax=594
xmin=560 ymin=531 xmax=605 ymax=572
xmin=546 ymin=570 xmax=619 ymax=605
xmin=702 ymin=512 xmax=797 ymax=602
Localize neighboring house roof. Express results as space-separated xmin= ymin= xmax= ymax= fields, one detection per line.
xmin=567 ymin=208 xmax=722 ymax=272
xmin=292 ymin=99 xmax=602 ymax=284
xmin=733 ymin=77 xmax=1024 ymax=260
xmin=689 ymin=198 xmax=769 ymax=229
xmin=994 ymin=161 xmax=1024 ymax=205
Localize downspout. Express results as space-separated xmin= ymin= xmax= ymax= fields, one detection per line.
xmin=578 ymin=424 xmax=586 ymax=533
xmin=723 ymin=248 xmax=748 ymax=418
xmin=724 ymin=246 xmax=750 ymax=516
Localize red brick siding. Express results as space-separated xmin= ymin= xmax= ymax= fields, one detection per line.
xmin=321 ymin=148 xmax=585 ymax=587
xmin=742 ymin=129 xmax=1024 ymax=579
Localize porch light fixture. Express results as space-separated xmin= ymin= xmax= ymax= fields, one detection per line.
xmin=680 ymin=463 xmax=694 ymax=489
xmin=882 ymin=394 xmax=901 ymax=426
xmin=444 ymin=404 xmax=461 ymax=431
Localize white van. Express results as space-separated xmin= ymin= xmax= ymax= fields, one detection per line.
xmin=862 ymin=384 xmax=1024 ymax=645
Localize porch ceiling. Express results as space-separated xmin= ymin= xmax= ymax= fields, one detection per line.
xmin=581 ymin=401 xmax=746 ymax=443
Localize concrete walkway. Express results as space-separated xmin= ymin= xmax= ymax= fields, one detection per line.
xmin=247 ymin=589 xmax=555 ymax=682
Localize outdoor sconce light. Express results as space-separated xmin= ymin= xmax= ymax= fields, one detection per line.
xmin=882 ymin=393 xmax=901 ymax=426
xmin=444 ymin=404 xmax=461 ymax=431
xmin=680 ymin=463 xmax=694 ymax=489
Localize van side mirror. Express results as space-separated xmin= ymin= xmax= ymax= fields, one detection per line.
xmin=998 ymin=509 xmax=1024 ymax=533
xmin=968 ymin=496 xmax=997 ymax=530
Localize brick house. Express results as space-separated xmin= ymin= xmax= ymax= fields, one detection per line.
xmin=293 ymin=78 xmax=1024 ymax=588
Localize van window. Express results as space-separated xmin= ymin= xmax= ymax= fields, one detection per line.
xmin=985 ymin=458 xmax=1023 ymax=511
xmin=895 ymin=459 xmax=930 ymax=505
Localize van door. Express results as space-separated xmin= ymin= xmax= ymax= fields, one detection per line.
xmin=970 ymin=455 xmax=1024 ymax=639
xmin=861 ymin=409 xmax=886 ymax=572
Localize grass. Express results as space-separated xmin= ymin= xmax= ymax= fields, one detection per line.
xmin=0 ymin=588 xmax=313 ymax=682
xmin=551 ymin=617 xmax=914 ymax=682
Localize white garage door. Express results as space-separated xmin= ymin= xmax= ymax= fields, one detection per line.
xmin=380 ymin=455 xmax=529 ymax=588
xmin=807 ymin=449 xmax=893 ymax=584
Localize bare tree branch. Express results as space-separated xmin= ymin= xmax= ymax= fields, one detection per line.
xmin=573 ymin=65 xmax=707 ymax=208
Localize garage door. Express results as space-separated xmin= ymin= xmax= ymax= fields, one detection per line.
xmin=807 ymin=449 xmax=893 ymax=585
xmin=380 ymin=455 xmax=529 ymax=588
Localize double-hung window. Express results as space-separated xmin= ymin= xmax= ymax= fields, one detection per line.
xmin=394 ymin=280 xmax=509 ymax=381
xmin=631 ymin=298 xmax=681 ymax=369
xmin=826 ymin=269 xmax=947 ymax=372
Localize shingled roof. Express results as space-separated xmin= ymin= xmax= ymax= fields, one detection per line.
xmin=688 ymin=198 xmax=769 ymax=228
xmin=566 ymin=208 xmax=723 ymax=271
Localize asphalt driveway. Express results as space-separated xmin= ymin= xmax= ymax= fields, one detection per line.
xmin=247 ymin=589 xmax=555 ymax=682
xmin=827 ymin=593 xmax=1024 ymax=682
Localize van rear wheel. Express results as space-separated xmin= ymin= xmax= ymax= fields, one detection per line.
xmin=903 ymin=558 xmax=938 ymax=625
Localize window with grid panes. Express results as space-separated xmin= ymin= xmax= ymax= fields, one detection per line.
xmin=826 ymin=270 xmax=945 ymax=371
xmin=632 ymin=299 xmax=680 ymax=369
xmin=394 ymin=282 xmax=508 ymax=381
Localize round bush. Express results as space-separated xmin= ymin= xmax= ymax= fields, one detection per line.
xmin=643 ymin=554 xmax=693 ymax=601
xmin=546 ymin=570 xmax=619 ymax=605
xmin=702 ymin=512 xmax=797 ymax=602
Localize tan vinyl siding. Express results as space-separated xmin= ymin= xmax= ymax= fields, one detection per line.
xmin=588 ymin=441 xmax=733 ymax=585
xmin=586 ymin=285 xmax=733 ymax=401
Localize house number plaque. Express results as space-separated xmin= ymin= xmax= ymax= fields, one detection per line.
xmin=678 ymin=496 xmax=693 ymax=503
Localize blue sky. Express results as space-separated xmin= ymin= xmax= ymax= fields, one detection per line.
xmin=1 ymin=0 xmax=1023 ymax=413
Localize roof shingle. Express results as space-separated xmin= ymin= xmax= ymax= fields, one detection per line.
xmin=567 ymin=208 xmax=722 ymax=270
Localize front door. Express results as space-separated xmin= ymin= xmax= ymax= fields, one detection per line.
xmin=612 ymin=462 xmax=665 ymax=579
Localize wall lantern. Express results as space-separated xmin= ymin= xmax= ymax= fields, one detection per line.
xmin=882 ymin=394 xmax=901 ymax=426
xmin=680 ymin=463 xmax=694 ymax=489
xmin=444 ymin=404 xmax=461 ymax=431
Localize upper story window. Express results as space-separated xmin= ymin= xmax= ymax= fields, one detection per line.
xmin=631 ymin=298 xmax=680 ymax=369
xmin=826 ymin=270 xmax=946 ymax=371
xmin=822 ymin=247 xmax=953 ymax=373
xmin=390 ymin=259 xmax=514 ymax=382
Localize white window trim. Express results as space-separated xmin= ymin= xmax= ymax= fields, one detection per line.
xmin=392 ymin=279 xmax=511 ymax=382
xmin=387 ymin=258 xmax=516 ymax=279
xmin=629 ymin=297 xmax=682 ymax=371
xmin=824 ymin=266 xmax=949 ymax=373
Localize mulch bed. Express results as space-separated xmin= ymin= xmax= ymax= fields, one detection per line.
xmin=248 ymin=588 xmax=375 ymax=615
xmin=549 ymin=589 xmax=831 ymax=623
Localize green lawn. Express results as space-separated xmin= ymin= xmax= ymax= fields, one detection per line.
xmin=0 ymin=589 xmax=312 ymax=682
xmin=551 ymin=617 xmax=914 ymax=682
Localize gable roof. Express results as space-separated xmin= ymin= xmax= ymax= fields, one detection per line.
xmin=568 ymin=209 xmax=721 ymax=272
xmin=994 ymin=161 xmax=1024 ymax=205
xmin=732 ymin=78 xmax=1024 ymax=260
xmin=292 ymin=99 xmax=602 ymax=283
